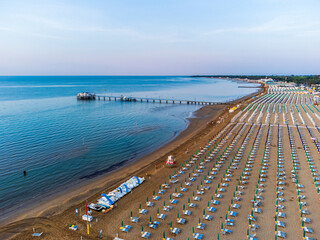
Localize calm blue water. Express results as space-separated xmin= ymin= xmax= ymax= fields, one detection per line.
xmin=0 ymin=76 xmax=258 ymax=220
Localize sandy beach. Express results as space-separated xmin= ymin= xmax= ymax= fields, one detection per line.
xmin=0 ymin=85 xmax=264 ymax=240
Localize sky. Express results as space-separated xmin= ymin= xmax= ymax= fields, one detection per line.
xmin=0 ymin=0 xmax=319 ymax=75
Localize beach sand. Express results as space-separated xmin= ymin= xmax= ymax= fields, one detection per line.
xmin=0 ymin=87 xmax=264 ymax=240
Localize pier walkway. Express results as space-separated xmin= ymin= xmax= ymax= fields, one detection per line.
xmin=93 ymin=95 xmax=223 ymax=105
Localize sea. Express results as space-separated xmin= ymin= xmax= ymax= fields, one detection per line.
xmin=0 ymin=76 xmax=259 ymax=221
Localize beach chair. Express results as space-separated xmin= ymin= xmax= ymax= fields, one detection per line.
xmin=146 ymin=201 xmax=154 ymax=207
xmin=234 ymin=197 xmax=241 ymax=202
xmin=139 ymin=209 xmax=148 ymax=214
xmin=204 ymin=214 xmax=213 ymax=221
xmin=208 ymin=207 xmax=216 ymax=212
xmin=185 ymin=182 xmax=192 ymax=186
xmin=141 ymin=231 xmax=151 ymax=239
xmin=153 ymin=195 xmax=160 ymax=201
xmin=173 ymin=193 xmax=182 ymax=198
xmin=188 ymin=203 xmax=197 ymax=208
xmin=171 ymin=227 xmax=181 ymax=235
xmin=276 ymin=231 xmax=286 ymax=238
xmin=300 ymin=202 xmax=307 ymax=207
xmin=177 ymin=218 xmax=186 ymax=224
xmin=218 ymin=188 xmax=226 ymax=192
xmin=170 ymin=179 xmax=179 ymax=184
xmin=159 ymin=189 xmax=166 ymax=195
xmin=193 ymin=196 xmax=201 ymax=201
xmin=193 ymin=233 xmax=204 ymax=239
xmin=148 ymin=223 xmax=158 ymax=229
xmin=232 ymin=204 xmax=240 ymax=209
xmin=197 ymin=191 xmax=204 ymax=195
xmin=253 ymin=208 xmax=262 ymax=213
xmin=303 ymin=227 xmax=313 ymax=233
xmin=197 ymin=222 xmax=206 ymax=230
xmin=158 ymin=213 xmax=166 ymax=220
xmin=183 ymin=210 xmax=192 ymax=216
xmin=121 ymin=225 xmax=132 ymax=232
xmin=228 ymin=211 xmax=237 ymax=217
xmin=32 ymin=232 xmax=43 ymax=237
xmin=277 ymin=221 xmax=286 ymax=228
xmin=180 ymin=187 xmax=187 ymax=192
xmin=250 ymin=224 xmax=259 ymax=231
xmin=170 ymin=199 xmax=178 ymax=205
xmin=131 ymin=217 xmax=139 ymax=223
xmin=215 ymin=194 xmax=223 ymax=199
xmin=222 ymin=228 xmax=232 ymax=235
xmin=277 ymin=212 xmax=286 ymax=218
xmin=248 ymin=215 xmax=256 ymax=221
xmin=163 ymin=206 xmax=172 ymax=212
xmin=212 ymin=200 xmax=220 ymax=205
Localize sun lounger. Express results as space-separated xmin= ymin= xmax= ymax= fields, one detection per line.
xmin=170 ymin=199 xmax=178 ymax=204
xmin=120 ymin=225 xmax=132 ymax=232
xmin=32 ymin=232 xmax=43 ymax=237
xmin=171 ymin=227 xmax=181 ymax=235
xmin=232 ymin=204 xmax=240 ymax=209
xmin=226 ymin=221 xmax=234 ymax=226
xmin=188 ymin=203 xmax=197 ymax=208
xmin=153 ymin=195 xmax=160 ymax=201
xmin=183 ymin=210 xmax=192 ymax=216
xmin=208 ymin=207 xmax=216 ymax=212
xmin=131 ymin=216 xmax=139 ymax=223
xmin=146 ymin=201 xmax=154 ymax=207
xmin=193 ymin=196 xmax=201 ymax=201
xmin=193 ymin=233 xmax=204 ymax=239
xmin=139 ymin=209 xmax=148 ymax=214
xmin=229 ymin=211 xmax=237 ymax=217
xmin=173 ymin=193 xmax=182 ymax=198
xmin=177 ymin=218 xmax=186 ymax=224
xmin=157 ymin=213 xmax=166 ymax=220
xmin=141 ymin=231 xmax=151 ymax=239
xmin=253 ymin=208 xmax=262 ymax=213
xmin=222 ymin=229 xmax=232 ymax=235
xmin=277 ymin=221 xmax=286 ymax=227
xmin=303 ymin=227 xmax=313 ymax=233
xmin=215 ymin=194 xmax=223 ymax=199
xmin=204 ymin=214 xmax=213 ymax=221
xmin=277 ymin=212 xmax=286 ymax=218
xmin=212 ymin=200 xmax=219 ymax=205
xmin=276 ymin=231 xmax=286 ymax=238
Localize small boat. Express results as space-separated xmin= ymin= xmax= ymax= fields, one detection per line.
xmin=165 ymin=155 xmax=176 ymax=167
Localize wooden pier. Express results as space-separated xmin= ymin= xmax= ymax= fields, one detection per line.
xmin=92 ymin=95 xmax=221 ymax=105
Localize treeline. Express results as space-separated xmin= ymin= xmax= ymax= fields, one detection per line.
xmin=192 ymin=75 xmax=320 ymax=85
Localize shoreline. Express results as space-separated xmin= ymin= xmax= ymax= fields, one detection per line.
xmin=0 ymin=84 xmax=264 ymax=239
